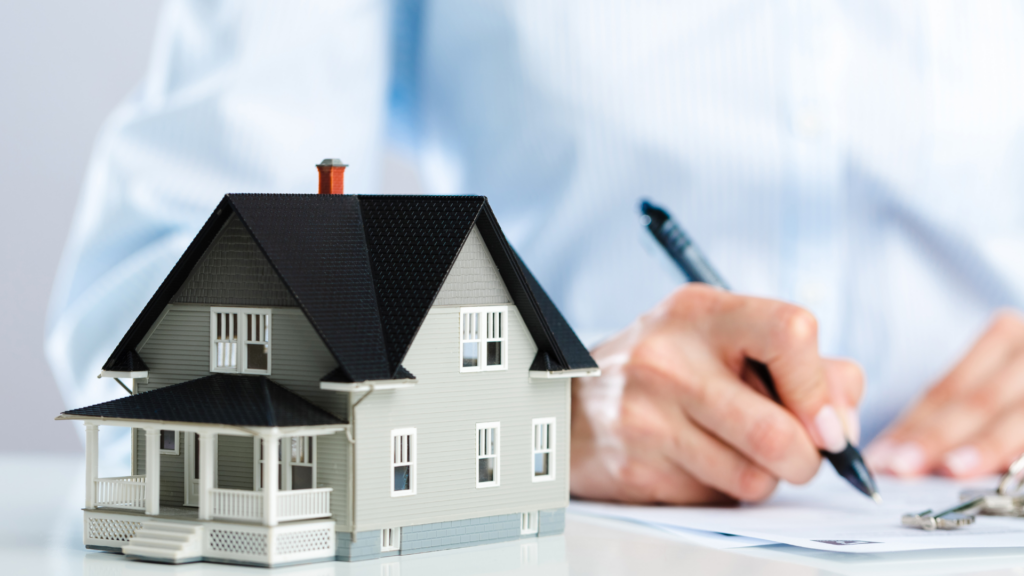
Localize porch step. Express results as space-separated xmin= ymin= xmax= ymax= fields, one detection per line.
xmin=123 ymin=520 xmax=203 ymax=564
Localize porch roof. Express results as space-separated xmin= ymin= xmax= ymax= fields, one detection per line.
xmin=58 ymin=374 xmax=347 ymax=428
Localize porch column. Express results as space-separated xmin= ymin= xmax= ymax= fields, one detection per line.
xmin=198 ymin=431 xmax=216 ymax=520
xmin=84 ymin=423 xmax=98 ymax=509
xmin=145 ymin=428 xmax=161 ymax=516
xmin=262 ymin=432 xmax=279 ymax=527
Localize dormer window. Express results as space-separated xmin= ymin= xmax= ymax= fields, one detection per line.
xmin=210 ymin=307 xmax=272 ymax=374
xmin=460 ymin=306 xmax=507 ymax=372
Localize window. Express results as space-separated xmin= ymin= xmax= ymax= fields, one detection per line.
xmin=211 ymin=307 xmax=271 ymax=374
xmin=521 ymin=511 xmax=539 ymax=535
xmin=391 ymin=428 xmax=416 ymax=496
xmin=460 ymin=307 xmax=507 ymax=371
xmin=159 ymin=430 xmax=178 ymax=455
xmin=532 ymin=418 xmax=556 ymax=482
xmin=381 ymin=527 xmax=401 ymax=552
xmin=289 ymin=436 xmax=314 ymax=490
xmin=255 ymin=437 xmax=315 ymax=490
xmin=476 ymin=423 xmax=500 ymax=487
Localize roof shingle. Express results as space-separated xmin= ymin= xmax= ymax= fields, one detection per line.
xmin=62 ymin=374 xmax=346 ymax=427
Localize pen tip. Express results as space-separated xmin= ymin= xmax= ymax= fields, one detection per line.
xmin=871 ymin=492 xmax=883 ymax=504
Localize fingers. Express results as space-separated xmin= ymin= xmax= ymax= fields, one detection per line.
xmin=940 ymin=405 xmax=1024 ymax=478
xmin=617 ymin=369 xmax=780 ymax=502
xmin=823 ymin=359 xmax=865 ymax=445
xmin=627 ymin=339 xmax=821 ymax=485
xmin=663 ymin=413 xmax=781 ymax=502
xmin=866 ymin=310 xmax=1024 ymax=476
xmin=664 ymin=284 xmax=840 ymax=453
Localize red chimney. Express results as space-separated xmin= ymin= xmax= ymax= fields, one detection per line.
xmin=317 ymin=159 xmax=348 ymax=195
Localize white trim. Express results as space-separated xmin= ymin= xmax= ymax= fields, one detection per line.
xmin=390 ymin=428 xmax=417 ymax=497
xmin=320 ymin=379 xmax=416 ymax=392
xmin=459 ymin=306 xmax=508 ymax=373
xmin=261 ymin=431 xmax=280 ymax=526
xmin=147 ymin=429 xmax=164 ymax=515
xmin=520 ymin=511 xmax=539 ymax=535
xmin=380 ymin=527 xmax=401 ymax=551
xmin=198 ymin=431 xmax=216 ymax=520
xmin=184 ymin=432 xmax=217 ymax=508
xmin=529 ymin=368 xmax=601 ymax=380
xmin=531 ymin=418 xmax=556 ymax=482
xmin=255 ymin=436 xmax=318 ymax=491
xmin=84 ymin=423 xmax=98 ymax=509
xmin=255 ymin=438 xmax=279 ymax=491
xmin=158 ymin=430 xmax=180 ymax=455
xmin=475 ymin=422 xmax=500 ymax=488
xmin=54 ymin=416 xmax=348 ymax=438
xmin=100 ymin=370 xmax=148 ymax=379
xmin=210 ymin=307 xmax=272 ymax=375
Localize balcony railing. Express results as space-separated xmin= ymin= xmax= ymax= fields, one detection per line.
xmin=95 ymin=475 xmax=146 ymax=510
xmin=211 ymin=488 xmax=332 ymax=524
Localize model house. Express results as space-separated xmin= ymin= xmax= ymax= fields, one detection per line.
xmin=57 ymin=160 xmax=599 ymax=567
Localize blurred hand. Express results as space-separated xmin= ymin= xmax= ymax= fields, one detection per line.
xmin=866 ymin=310 xmax=1024 ymax=478
xmin=569 ymin=283 xmax=864 ymax=504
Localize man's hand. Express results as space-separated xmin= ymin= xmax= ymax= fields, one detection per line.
xmin=865 ymin=310 xmax=1024 ymax=478
xmin=569 ymin=283 xmax=864 ymax=504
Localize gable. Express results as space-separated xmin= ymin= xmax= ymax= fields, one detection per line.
xmin=102 ymin=194 xmax=597 ymax=379
xmin=171 ymin=215 xmax=297 ymax=307
xmin=433 ymin=225 xmax=512 ymax=306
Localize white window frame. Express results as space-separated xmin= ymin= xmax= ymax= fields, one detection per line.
xmin=210 ymin=307 xmax=272 ymax=375
xmin=391 ymin=428 xmax=417 ymax=497
xmin=531 ymin=418 xmax=556 ymax=482
xmin=253 ymin=436 xmax=316 ymax=491
xmin=520 ymin=511 xmax=539 ymax=535
xmin=381 ymin=527 xmax=401 ymax=552
xmin=287 ymin=436 xmax=316 ymax=490
xmin=159 ymin=430 xmax=179 ymax=455
xmin=459 ymin=306 xmax=508 ymax=372
xmin=476 ymin=422 xmax=500 ymax=488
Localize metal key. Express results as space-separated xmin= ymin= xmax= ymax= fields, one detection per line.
xmin=902 ymin=498 xmax=981 ymax=531
xmin=959 ymin=452 xmax=1024 ymax=517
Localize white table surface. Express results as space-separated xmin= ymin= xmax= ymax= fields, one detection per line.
xmin=6 ymin=455 xmax=1024 ymax=575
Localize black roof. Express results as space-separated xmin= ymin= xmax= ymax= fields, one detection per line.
xmin=61 ymin=374 xmax=346 ymax=427
xmin=103 ymin=194 xmax=597 ymax=381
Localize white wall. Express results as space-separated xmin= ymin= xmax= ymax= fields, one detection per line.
xmin=0 ymin=0 xmax=163 ymax=452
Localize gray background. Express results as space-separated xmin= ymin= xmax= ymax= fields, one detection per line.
xmin=0 ymin=0 xmax=425 ymax=453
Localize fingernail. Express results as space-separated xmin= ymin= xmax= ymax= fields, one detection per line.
xmin=863 ymin=438 xmax=896 ymax=472
xmin=814 ymin=405 xmax=847 ymax=453
xmin=845 ymin=407 xmax=861 ymax=446
xmin=944 ymin=445 xmax=981 ymax=477
xmin=888 ymin=442 xmax=926 ymax=477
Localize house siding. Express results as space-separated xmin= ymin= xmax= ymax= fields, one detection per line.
xmin=137 ymin=305 xmax=347 ymax=420
xmin=433 ymin=225 xmax=512 ymax=306
xmin=218 ymin=435 xmax=254 ymax=491
xmin=170 ymin=214 xmax=297 ymax=307
xmin=134 ymin=301 xmax=350 ymax=508
xmin=318 ymin=431 xmax=352 ymax=530
xmin=352 ymin=306 xmax=571 ymax=531
xmin=135 ymin=430 xmax=186 ymax=506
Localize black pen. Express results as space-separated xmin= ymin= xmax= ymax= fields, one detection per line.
xmin=640 ymin=200 xmax=881 ymax=503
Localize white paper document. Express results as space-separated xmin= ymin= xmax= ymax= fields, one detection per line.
xmin=570 ymin=470 xmax=1024 ymax=553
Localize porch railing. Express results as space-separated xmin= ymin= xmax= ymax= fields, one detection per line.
xmin=95 ymin=475 xmax=146 ymax=510
xmin=210 ymin=488 xmax=332 ymax=524
xmin=211 ymin=489 xmax=263 ymax=522
xmin=278 ymin=488 xmax=332 ymax=522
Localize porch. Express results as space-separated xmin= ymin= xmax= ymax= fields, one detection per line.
xmin=83 ymin=508 xmax=336 ymax=567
